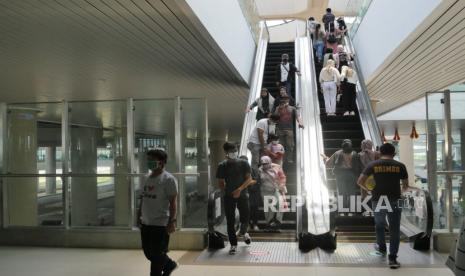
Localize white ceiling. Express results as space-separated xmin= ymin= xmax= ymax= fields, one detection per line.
xmin=0 ymin=0 xmax=250 ymax=137
xmin=367 ymin=0 xmax=465 ymax=116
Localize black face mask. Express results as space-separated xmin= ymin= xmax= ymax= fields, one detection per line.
xmin=283 ymin=59 xmax=288 ymax=63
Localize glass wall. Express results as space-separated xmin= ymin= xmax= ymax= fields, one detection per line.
xmin=5 ymin=102 xmax=63 ymax=226
xmin=426 ymin=91 xmax=465 ymax=231
xmin=1 ymin=98 xmax=209 ymax=230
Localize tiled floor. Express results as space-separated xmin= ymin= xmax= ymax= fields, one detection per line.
xmin=0 ymin=246 xmax=454 ymax=276
xmin=195 ymin=242 xmax=446 ymax=267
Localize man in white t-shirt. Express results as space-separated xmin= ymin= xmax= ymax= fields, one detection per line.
xmin=247 ymin=114 xmax=280 ymax=170
xmin=137 ymin=149 xmax=178 ymax=276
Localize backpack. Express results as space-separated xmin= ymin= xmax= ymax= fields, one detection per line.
xmin=327 ymin=22 xmax=337 ymax=43
xmin=332 ymin=151 xmax=360 ymax=175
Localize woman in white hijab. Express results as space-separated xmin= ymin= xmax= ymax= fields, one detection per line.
xmin=259 ymin=156 xmax=287 ymax=230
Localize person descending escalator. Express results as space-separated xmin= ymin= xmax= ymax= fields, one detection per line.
xmin=275 ymin=53 xmax=301 ymax=100
xmin=265 ymin=134 xmax=285 ymax=167
xmin=319 ymin=59 xmax=341 ymax=116
xmin=323 ymin=139 xmax=362 ymax=216
xmin=273 ymin=86 xmax=295 ymax=113
xmin=259 ymin=156 xmax=287 ymax=231
xmin=239 ymin=155 xmax=262 ymax=232
xmin=247 ymin=114 xmax=281 ymax=171
xmin=274 ymin=95 xmax=304 ymax=164
xmin=246 ymin=88 xmax=275 ymax=121
xmin=216 ymin=142 xmax=255 ymax=255
xmin=340 ymin=65 xmax=358 ymax=116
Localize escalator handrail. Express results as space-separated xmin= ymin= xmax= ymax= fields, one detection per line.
xmin=293 ymin=24 xmax=331 ymax=235
xmin=239 ymin=20 xmax=269 ymax=156
xmin=343 ymin=36 xmax=383 ymax=148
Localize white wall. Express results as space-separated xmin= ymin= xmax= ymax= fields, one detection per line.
xmin=268 ymin=21 xmax=307 ymax=42
xmin=185 ymin=0 xmax=256 ymax=84
xmin=353 ymin=0 xmax=442 ymax=81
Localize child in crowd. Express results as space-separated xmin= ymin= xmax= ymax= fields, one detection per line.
xmin=266 ymin=134 xmax=285 ymax=166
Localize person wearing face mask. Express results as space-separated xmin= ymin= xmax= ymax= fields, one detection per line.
xmin=246 ymin=88 xmax=275 ymax=121
xmin=247 ymin=114 xmax=281 ymax=171
xmin=216 ymin=142 xmax=256 ymax=255
xmin=259 ymin=156 xmax=287 ymax=231
xmin=137 ymin=149 xmax=178 ymax=276
xmin=273 ymin=86 xmax=295 ymax=112
xmin=265 ymin=134 xmax=285 ymax=166
xmin=274 ymin=95 xmax=304 ymax=164
xmin=275 ymin=53 xmax=301 ymax=99
xmin=323 ymin=139 xmax=362 ymax=216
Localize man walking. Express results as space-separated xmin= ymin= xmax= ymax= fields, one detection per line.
xmin=275 ymin=53 xmax=300 ymax=99
xmin=358 ymin=143 xmax=419 ymax=269
xmin=138 ymin=149 xmax=178 ymax=276
xmin=217 ymin=142 xmax=255 ymax=255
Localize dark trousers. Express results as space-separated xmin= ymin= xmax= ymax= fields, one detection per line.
xmin=140 ymin=224 xmax=175 ymax=276
xmin=342 ymin=82 xmax=357 ymax=112
xmin=248 ymin=189 xmax=262 ymax=225
xmin=224 ymin=195 xmax=250 ymax=246
xmin=372 ymin=201 xmax=402 ymax=259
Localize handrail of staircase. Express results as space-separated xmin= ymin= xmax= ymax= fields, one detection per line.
xmin=343 ymin=36 xmax=383 ymax=148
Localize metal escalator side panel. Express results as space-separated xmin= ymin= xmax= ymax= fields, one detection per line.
xmin=295 ymin=36 xmax=330 ymax=235
xmin=239 ymin=22 xmax=268 ymax=157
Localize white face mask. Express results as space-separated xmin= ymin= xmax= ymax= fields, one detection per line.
xmin=262 ymin=163 xmax=272 ymax=170
xmin=272 ymin=140 xmax=279 ymax=145
xmin=227 ymin=152 xmax=238 ymax=159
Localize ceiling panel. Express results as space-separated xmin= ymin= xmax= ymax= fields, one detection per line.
xmin=0 ymin=0 xmax=250 ymax=136
xmin=367 ymin=0 xmax=465 ymax=116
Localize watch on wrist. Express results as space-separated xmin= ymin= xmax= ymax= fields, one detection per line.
xmin=169 ymin=218 xmax=177 ymax=224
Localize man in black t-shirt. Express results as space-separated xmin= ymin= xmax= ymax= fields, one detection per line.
xmin=358 ymin=143 xmax=418 ymax=269
xmin=216 ymin=142 xmax=255 ymax=255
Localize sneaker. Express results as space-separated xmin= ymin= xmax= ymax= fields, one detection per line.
xmin=252 ymin=225 xmax=260 ymax=231
xmin=244 ymin=233 xmax=252 ymax=245
xmin=388 ymin=258 xmax=401 ymax=269
xmin=162 ymin=260 xmax=178 ymax=276
xmin=343 ymin=111 xmax=350 ymax=116
xmin=229 ymin=245 xmax=237 ymax=255
xmin=374 ymin=244 xmax=387 ymax=256
xmin=350 ymin=111 xmax=355 ymax=116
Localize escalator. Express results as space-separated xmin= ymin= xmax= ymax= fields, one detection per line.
xmin=207 ymin=20 xmax=433 ymax=253
xmin=314 ymin=51 xmax=376 ymax=243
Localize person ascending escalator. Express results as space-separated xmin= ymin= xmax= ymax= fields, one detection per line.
xmin=323 ymin=139 xmax=362 ymax=216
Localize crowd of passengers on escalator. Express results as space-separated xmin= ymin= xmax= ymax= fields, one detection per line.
xmin=309 ymin=11 xmax=359 ymax=117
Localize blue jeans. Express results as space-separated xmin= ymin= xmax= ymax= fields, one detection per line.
xmin=313 ymin=41 xmax=324 ymax=61
xmin=372 ymin=200 xmax=402 ymax=259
